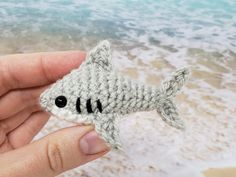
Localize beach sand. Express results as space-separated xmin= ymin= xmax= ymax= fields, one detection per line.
xmin=203 ymin=167 xmax=236 ymax=177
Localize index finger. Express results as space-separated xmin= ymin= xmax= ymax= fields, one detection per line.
xmin=0 ymin=51 xmax=86 ymax=96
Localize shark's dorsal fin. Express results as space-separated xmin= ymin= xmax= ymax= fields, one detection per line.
xmin=85 ymin=40 xmax=112 ymax=71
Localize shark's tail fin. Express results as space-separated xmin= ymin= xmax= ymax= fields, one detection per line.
xmin=158 ymin=68 xmax=190 ymax=130
xmin=160 ymin=68 xmax=189 ymax=98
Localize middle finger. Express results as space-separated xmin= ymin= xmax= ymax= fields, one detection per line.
xmin=0 ymin=86 xmax=47 ymax=120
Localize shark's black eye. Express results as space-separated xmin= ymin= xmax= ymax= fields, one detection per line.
xmin=55 ymin=96 xmax=67 ymax=108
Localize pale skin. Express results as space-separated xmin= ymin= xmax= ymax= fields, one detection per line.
xmin=0 ymin=51 xmax=110 ymax=177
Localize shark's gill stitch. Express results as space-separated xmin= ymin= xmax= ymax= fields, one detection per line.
xmin=39 ymin=40 xmax=189 ymax=149
xmin=76 ymin=97 xmax=81 ymax=113
xmin=96 ymin=100 xmax=103 ymax=113
xmin=86 ymin=99 xmax=94 ymax=113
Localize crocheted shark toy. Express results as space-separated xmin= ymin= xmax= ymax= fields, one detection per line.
xmin=40 ymin=40 xmax=189 ymax=148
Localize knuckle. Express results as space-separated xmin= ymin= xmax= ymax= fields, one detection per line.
xmin=16 ymin=89 xmax=36 ymax=106
xmin=46 ymin=141 xmax=64 ymax=173
xmin=0 ymin=61 xmax=11 ymax=93
xmin=30 ymin=104 xmax=41 ymax=113
xmin=3 ymin=61 xmax=20 ymax=89
xmin=0 ymin=124 xmax=7 ymax=145
xmin=0 ymin=123 xmax=9 ymax=135
xmin=39 ymin=55 xmax=52 ymax=83
xmin=18 ymin=90 xmax=32 ymax=104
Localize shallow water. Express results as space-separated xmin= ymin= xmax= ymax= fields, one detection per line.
xmin=0 ymin=0 xmax=236 ymax=176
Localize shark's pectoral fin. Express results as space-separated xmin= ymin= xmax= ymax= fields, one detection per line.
xmin=84 ymin=40 xmax=112 ymax=71
xmin=93 ymin=113 xmax=121 ymax=149
xmin=157 ymin=98 xmax=185 ymax=130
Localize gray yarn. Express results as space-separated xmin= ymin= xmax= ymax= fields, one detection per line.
xmin=39 ymin=40 xmax=189 ymax=148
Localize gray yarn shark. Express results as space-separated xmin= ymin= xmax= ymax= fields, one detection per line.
xmin=40 ymin=40 xmax=189 ymax=148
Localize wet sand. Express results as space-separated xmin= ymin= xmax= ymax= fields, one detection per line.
xmin=203 ymin=167 xmax=236 ymax=177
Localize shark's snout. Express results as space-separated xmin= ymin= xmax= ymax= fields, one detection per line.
xmin=39 ymin=94 xmax=48 ymax=110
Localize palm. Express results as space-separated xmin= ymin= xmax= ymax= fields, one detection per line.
xmin=0 ymin=51 xmax=85 ymax=153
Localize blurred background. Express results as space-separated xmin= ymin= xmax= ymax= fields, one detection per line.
xmin=0 ymin=0 xmax=236 ymax=177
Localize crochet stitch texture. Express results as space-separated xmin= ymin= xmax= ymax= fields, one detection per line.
xmin=40 ymin=40 xmax=189 ymax=148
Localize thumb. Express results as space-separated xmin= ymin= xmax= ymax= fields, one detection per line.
xmin=0 ymin=125 xmax=110 ymax=177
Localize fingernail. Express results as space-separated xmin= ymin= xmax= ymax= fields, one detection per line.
xmin=80 ymin=131 xmax=109 ymax=155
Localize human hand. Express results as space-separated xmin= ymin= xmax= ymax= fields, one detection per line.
xmin=0 ymin=51 xmax=110 ymax=177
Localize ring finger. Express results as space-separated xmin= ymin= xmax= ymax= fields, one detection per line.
xmin=0 ymin=86 xmax=48 ymax=120
xmin=0 ymin=105 xmax=41 ymax=134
